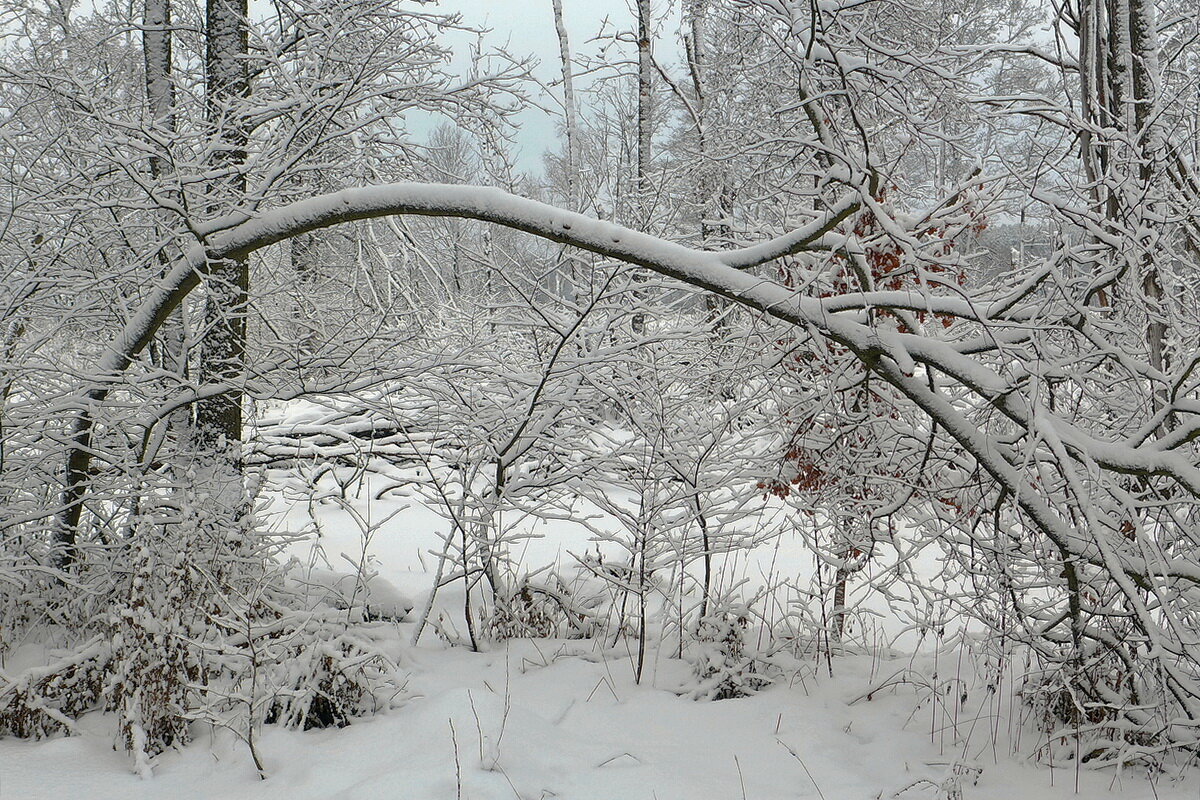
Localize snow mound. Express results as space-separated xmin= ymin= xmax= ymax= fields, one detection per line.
xmin=289 ymin=567 xmax=414 ymax=622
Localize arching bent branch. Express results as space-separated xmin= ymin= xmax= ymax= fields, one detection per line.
xmin=55 ymin=183 xmax=859 ymax=561
xmin=54 ymin=182 xmax=1200 ymax=596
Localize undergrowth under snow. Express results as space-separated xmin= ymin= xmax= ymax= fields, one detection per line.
xmin=2 ymin=639 xmax=1193 ymax=799
xmin=3 ymin=421 xmax=1196 ymax=799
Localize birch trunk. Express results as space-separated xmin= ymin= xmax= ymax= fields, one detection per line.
xmin=631 ymin=0 xmax=653 ymax=335
xmin=1128 ymin=0 xmax=1170 ymax=415
xmin=552 ymin=0 xmax=577 ymax=211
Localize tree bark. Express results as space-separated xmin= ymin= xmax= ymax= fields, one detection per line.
xmin=636 ymin=0 xmax=652 ymax=214
xmin=683 ymin=0 xmax=731 ymax=332
xmin=552 ymin=0 xmax=577 ymax=211
xmin=1074 ymin=0 xmax=1171 ymax=427
xmin=1127 ymin=0 xmax=1170 ymax=426
xmin=144 ymin=0 xmax=174 ymax=152
xmin=631 ymin=0 xmax=653 ymax=335
xmin=197 ymin=0 xmax=249 ymax=454
xmin=551 ymin=0 xmax=582 ymax=303
xmin=144 ymin=0 xmax=191 ymax=440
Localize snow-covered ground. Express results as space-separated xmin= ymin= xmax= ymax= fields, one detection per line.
xmin=3 ymin=460 xmax=1197 ymax=799
xmin=3 ymin=640 xmax=1193 ymax=799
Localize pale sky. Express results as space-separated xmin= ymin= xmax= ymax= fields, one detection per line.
xmin=415 ymin=0 xmax=682 ymax=176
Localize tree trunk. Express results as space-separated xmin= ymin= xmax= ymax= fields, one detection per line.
xmin=53 ymin=0 xmax=188 ymax=566
xmin=551 ymin=0 xmax=582 ymax=304
xmin=631 ymin=0 xmax=653 ymax=335
xmin=197 ymin=0 xmax=249 ymax=455
xmin=290 ymin=232 xmax=320 ymax=364
xmin=1127 ymin=0 xmax=1171 ymax=428
xmin=552 ymin=0 xmax=577 ymax=211
xmin=144 ymin=0 xmax=174 ymax=156
xmin=1075 ymin=0 xmax=1171 ymax=428
xmin=684 ymin=0 xmax=732 ymax=333
xmin=831 ymin=561 xmax=849 ymax=644
xmin=636 ymin=0 xmax=652 ymax=213
xmin=144 ymin=0 xmax=191 ymax=442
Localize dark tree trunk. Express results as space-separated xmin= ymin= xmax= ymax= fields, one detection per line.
xmin=197 ymin=0 xmax=249 ymax=454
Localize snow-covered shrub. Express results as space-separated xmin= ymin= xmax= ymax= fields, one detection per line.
xmin=109 ymin=543 xmax=206 ymax=766
xmin=486 ymin=583 xmax=560 ymax=640
xmin=1022 ymin=660 xmax=1155 ymax=764
xmin=262 ymin=622 xmax=406 ymax=730
xmin=289 ymin=566 xmax=414 ymax=623
xmin=0 ymin=636 xmax=110 ymax=738
xmin=893 ymin=761 xmax=983 ymax=800
xmin=688 ymin=604 xmax=772 ymax=701
xmin=484 ymin=573 xmax=598 ymax=641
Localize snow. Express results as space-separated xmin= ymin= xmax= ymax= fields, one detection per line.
xmin=287 ymin=567 xmax=414 ymax=623
xmin=3 ymin=458 xmax=1197 ymax=798
xmin=2 ymin=641 xmax=1191 ymax=799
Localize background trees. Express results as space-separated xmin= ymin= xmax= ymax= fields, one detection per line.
xmin=2 ymin=0 xmax=1200 ymax=773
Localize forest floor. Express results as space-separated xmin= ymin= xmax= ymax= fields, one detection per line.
xmin=3 ymin=453 xmax=1198 ymax=799
xmin=2 ymin=637 xmax=1196 ymax=799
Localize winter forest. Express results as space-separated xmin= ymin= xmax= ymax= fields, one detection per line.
xmin=1 ymin=0 xmax=1200 ymax=796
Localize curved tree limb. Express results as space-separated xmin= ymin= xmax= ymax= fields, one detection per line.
xmin=54 ymin=182 xmax=1200 ymax=591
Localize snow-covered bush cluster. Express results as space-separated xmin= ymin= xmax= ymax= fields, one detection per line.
xmin=688 ymin=604 xmax=773 ymax=701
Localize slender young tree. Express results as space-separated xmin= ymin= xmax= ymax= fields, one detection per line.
xmin=552 ymin=0 xmax=578 ymax=212
xmin=630 ymin=0 xmax=654 ymax=335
